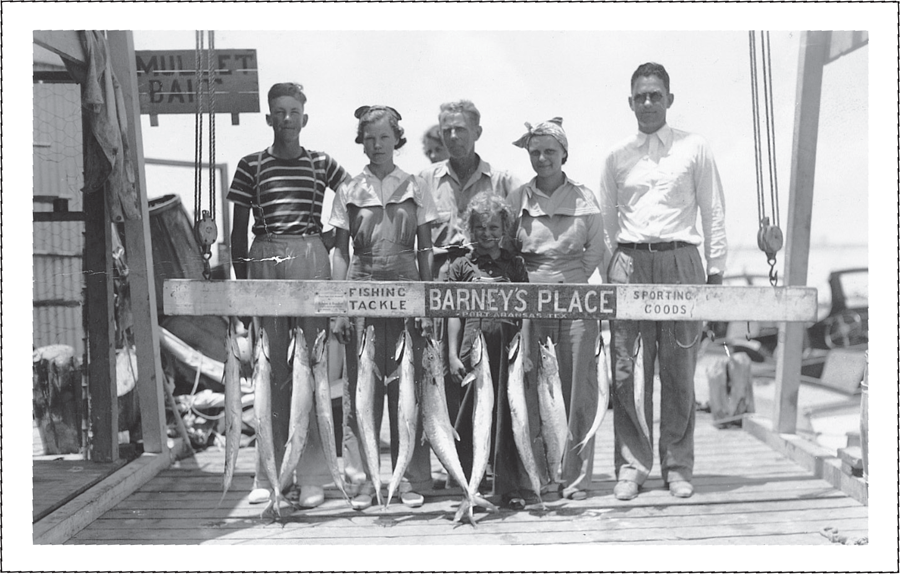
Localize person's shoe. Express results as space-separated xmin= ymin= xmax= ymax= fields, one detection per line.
xmin=562 ymin=487 xmax=587 ymax=501
xmin=350 ymin=493 xmax=373 ymax=510
xmin=249 ymin=487 xmax=271 ymax=504
xmin=501 ymin=491 xmax=526 ymax=511
xmin=613 ymin=480 xmax=639 ymax=501
xmin=297 ymin=485 xmax=325 ymax=509
xmin=668 ymin=480 xmax=694 ymax=498
xmin=400 ymin=491 xmax=424 ymax=508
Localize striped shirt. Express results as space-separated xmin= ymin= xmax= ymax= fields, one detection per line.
xmin=227 ymin=147 xmax=348 ymax=236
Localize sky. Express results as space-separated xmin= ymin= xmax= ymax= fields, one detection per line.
xmin=5 ymin=2 xmax=900 ymax=571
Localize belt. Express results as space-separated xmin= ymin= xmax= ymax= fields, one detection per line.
xmin=617 ymin=241 xmax=694 ymax=252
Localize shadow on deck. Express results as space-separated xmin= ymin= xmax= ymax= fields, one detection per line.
xmin=48 ymin=409 xmax=867 ymax=546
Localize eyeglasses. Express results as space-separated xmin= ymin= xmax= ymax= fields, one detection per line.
xmin=632 ymin=91 xmax=665 ymax=104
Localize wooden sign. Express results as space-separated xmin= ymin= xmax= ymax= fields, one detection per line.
xmin=134 ymin=49 xmax=259 ymax=115
xmin=162 ymin=279 xmax=818 ymax=322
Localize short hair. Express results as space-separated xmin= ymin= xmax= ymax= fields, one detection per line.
xmin=439 ymin=100 xmax=481 ymax=128
xmin=630 ymin=62 xmax=670 ymax=93
xmin=354 ymin=106 xmax=407 ymax=149
xmin=463 ymin=192 xmax=512 ymax=239
xmin=422 ymin=124 xmax=443 ymax=145
xmin=267 ymin=82 xmax=307 ymax=106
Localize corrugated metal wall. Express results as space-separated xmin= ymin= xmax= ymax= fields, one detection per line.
xmin=33 ymin=82 xmax=85 ymax=355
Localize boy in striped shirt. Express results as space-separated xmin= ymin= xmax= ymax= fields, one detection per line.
xmin=228 ymin=82 xmax=351 ymax=510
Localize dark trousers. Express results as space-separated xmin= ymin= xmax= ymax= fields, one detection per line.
xmin=610 ymin=245 xmax=705 ymax=485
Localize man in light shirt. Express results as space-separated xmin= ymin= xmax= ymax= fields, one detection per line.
xmin=599 ymin=62 xmax=727 ymax=501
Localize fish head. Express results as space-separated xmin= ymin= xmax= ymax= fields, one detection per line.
xmin=539 ymin=337 xmax=560 ymax=375
xmin=508 ymin=331 xmax=521 ymax=361
xmin=471 ymin=330 xmax=485 ymax=367
xmin=312 ymin=329 xmax=327 ymax=363
xmin=257 ymin=327 xmax=270 ymax=361
xmin=394 ymin=329 xmax=409 ymax=363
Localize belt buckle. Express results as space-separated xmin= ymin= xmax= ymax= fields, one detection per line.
xmin=647 ymin=242 xmax=657 ymax=253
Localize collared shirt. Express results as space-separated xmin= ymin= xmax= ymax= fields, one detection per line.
xmin=329 ymin=165 xmax=438 ymax=230
xmin=507 ymin=176 xmax=608 ymax=284
xmin=447 ymin=247 xmax=530 ymax=285
xmin=227 ymin=147 xmax=348 ymax=236
xmin=419 ymin=155 xmax=519 ymax=248
xmin=599 ymin=124 xmax=727 ymax=274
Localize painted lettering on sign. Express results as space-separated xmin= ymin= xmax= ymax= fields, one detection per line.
xmin=347 ymin=285 xmax=409 ymax=314
xmin=631 ymin=287 xmax=695 ymax=317
xmin=135 ymin=50 xmax=260 ymax=115
xmin=427 ymin=284 xmax=615 ymax=319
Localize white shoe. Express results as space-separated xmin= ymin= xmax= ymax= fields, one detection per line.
xmin=249 ymin=487 xmax=271 ymax=504
xmin=297 ymin=485 xmax=325 ymax=508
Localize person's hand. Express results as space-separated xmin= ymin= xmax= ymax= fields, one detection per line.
xmin=706 ymin=273 xmax=724 ymax=285
xmin=448 ymin=355 xmax=466 ymax=385
xmin=332 ymin=317 xmax=351 ymax=345
xmin=417 ymin=317 xmax=434 ymax=339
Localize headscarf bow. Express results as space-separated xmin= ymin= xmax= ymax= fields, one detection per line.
xmin=512 ymin=117 xmax=567 ymax=151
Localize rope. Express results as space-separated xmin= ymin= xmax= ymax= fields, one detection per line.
xmin=208 ymin=31 xmax=217 ymax=222
xmin=749 ymin=31 xmax=783 ymax=286
xmin=762 ymin=31 xmax=781 ymax=227
xmin=193 ymin=31 xmax=204 ymax=228
xmin=748 ymin=32 xmax=766 ymax=224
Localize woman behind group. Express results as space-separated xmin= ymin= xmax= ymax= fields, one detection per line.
xmin=445 ymin=192 xmax=533 ymax=510
xmin=329 ymin=105 xmax=436 ymax=510
xmin=506 ymin=117 xmax=608 ymax=500
xmin=421 ymin=124 xmax=450 ymax=164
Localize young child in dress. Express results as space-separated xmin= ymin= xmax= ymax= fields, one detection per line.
xmin=329 ymin=106 xmax=437 ymax=510
xmin=446 ymin=191 xmax=534 ymax=510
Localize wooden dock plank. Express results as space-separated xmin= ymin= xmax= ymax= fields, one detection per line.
xmin=62 ymin=409 xmax=866 ymax=545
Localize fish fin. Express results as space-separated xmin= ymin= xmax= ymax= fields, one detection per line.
xmin=453 ymin=498 xmax=469 ymax=524
xmin=460 ymin=371 xmax=475 ymax=387
xmin=385 ymin=372 xmax=399 ymax=385
xmin=452 ymin=427 xmax=461 ymax=442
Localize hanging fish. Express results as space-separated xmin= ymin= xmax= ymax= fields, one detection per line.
xmin=506 ymin=332 xmax=545 ymax=510
xmin=454 ymin=330 xmax=499 ymax=524
xmin=633 ymin=333 xmax=652 ymax=446
xmin=574 ymin=332 xmax=611 ymax=455
xmin=537 ymin=336 xmax=570 ymax=485
xmin=220 ymin=317 xmax=243 ymax=506
xmin=252 ymin=328 xmax=284 ymax=518
xmin=278 ymin=327 xmax=315 ymax=493
xmin=311 ymin=329 xmax=349 ymax=503
xmin=355 ymin=323 xmax=383 ymax=508
xmin=421 ymin=336 xmax=478 ymax=524
xmin=384 ymin=329 xmax=418 ymax=509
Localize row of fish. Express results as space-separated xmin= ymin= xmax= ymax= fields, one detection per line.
xmin=220 ymin=320 xmax=348 ymax=518
xmin=220 ymin=318 xmax=621 ymax=523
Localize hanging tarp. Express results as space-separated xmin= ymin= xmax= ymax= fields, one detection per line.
xmin=63 ymin=31 xmax=140 ymax=222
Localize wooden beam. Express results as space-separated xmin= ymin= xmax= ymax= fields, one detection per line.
xmin=83 ymin=178 xmax=118 ymax=463
xmin=33 ymin=30 xmax=86 ymax=66
xmin=162 ymin=279 xmax=818 ymax=322
xmin=33 ymin=452 xmax=174 ymax=544
xmin=825 ymin=30 xmax=868 ymax=64
xmin=106 ymin=31 xmax=169 ymax=456
xmin=773 ymin=31 xmax=830 ymax=434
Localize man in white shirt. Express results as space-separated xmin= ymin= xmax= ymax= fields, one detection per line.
xmin=599 ymin=62 xmax=727 ymax=500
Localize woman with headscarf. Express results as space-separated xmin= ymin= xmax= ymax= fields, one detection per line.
xmin=506 ymin=117 xmax=609 ymax=501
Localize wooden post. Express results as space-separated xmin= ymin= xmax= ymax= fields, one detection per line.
xmin=772 ymin=31 xmax=830 ymax=434
xmin=83 ymin=143 xmax=118 ymax=462
xmin=106 ymin=31 xmax=169 ymax=456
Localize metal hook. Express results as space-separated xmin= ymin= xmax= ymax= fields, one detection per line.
xmin=767 ymin=256 xmax=778 ymax=287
